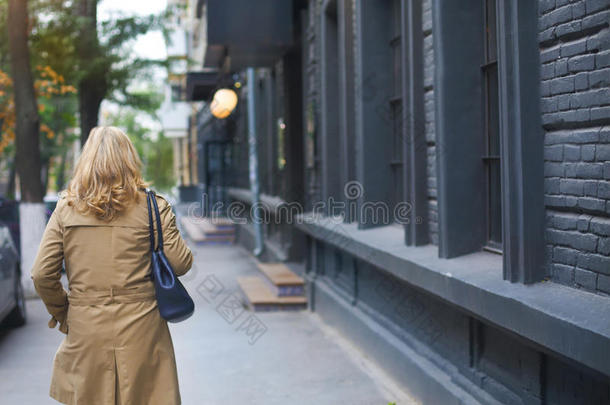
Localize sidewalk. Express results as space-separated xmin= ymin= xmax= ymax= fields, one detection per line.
xmin=0 ymin=241 xmax=415 ymax=405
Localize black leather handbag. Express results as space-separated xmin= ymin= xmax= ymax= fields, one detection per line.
xmin=146 ymin=189 xmax=194 ymax=323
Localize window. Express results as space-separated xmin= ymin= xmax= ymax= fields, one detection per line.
xmin=389 ymin=0 xmax=404 ymax=223
xmin=171 ymin=83 xmax=186 ymax=102
xmin=482 ymin=0 xmax=502 ymax=252
xmin=433 ymin=0 xmax=545 ymax=282
xmin=341 ymin=0 xmax=356 ymax=216
xmin=320 ymin=0 xmax=342 ymax=214
xmin=353 ymin=0 xmax=419 ymax=230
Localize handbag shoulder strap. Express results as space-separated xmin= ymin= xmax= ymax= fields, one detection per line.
xmin=147 ymin=189 xmax=164 ymax=251
xmin=145 ymin=189 xmax=156 ymax=252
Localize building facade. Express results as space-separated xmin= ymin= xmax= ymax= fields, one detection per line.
xmin=179 ymin=0 xmax=610 ymax=403
xmin=159 ymin=0 xmax=206 ymax=199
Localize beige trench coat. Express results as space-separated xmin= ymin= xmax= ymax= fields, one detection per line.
xmin=31 ymin=191 xmax=193 ymax=405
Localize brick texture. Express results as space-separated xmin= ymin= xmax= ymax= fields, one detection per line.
xmin=423 ymin=0 xmax=438 ymax=245
xmin=540 ymin=0 xmax=610 ymax=294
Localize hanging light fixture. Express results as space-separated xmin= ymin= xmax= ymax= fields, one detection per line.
xmin=210 ymin=88 xmax=238 ymax=119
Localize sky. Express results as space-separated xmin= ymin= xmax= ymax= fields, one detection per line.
xmin=97 ymin=0 xmax=169 ymax=133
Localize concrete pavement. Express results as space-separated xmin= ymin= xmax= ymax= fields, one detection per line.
xmin=0 ymin=241 xmax=415 ymax=405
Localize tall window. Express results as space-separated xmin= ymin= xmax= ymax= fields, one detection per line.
xmin=321 ymin=0 xmax=342 ymax=213
xmin=389 ymin=0 xmax=403 ymax=222
xmin=482 ymin=0 xmax=502 ymax=252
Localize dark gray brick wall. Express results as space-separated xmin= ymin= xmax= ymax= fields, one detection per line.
xmin=540 ymin=0 xmax=610 ymax=294
xmin=423 ymin=0 xmax=438 ymax=245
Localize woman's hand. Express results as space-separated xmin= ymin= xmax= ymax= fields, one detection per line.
xmin=47 ymin=313 xmax=68 ymax=334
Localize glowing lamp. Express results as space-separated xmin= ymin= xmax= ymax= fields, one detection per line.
xmin=210 ymin=88 xmax=238 ymax=119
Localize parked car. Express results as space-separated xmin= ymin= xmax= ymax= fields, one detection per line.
xmin=0 ymin=223 xmax=25 ymax=327
xmin=0 ymin=197 xmax=20 ymax=254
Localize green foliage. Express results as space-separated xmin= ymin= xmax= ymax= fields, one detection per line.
xmin=113 ymin=85 xmax=165 ymax=115
xmin=0 ymin=0 xmax=175 ymax=195
xmin=38 ymin=95 xmax=78 ymax=164
xmin=29 ymin=1 xmax=80 ymax=81
xmin=3 ymin=0 xmax=172 ymax=118
xmin=98 ymin=13 xmax=170 ymax=108
xmin=35 ymin=0 xmax=169 ymax=109
xmin=145 ymin=131 xmax=175 ymax=192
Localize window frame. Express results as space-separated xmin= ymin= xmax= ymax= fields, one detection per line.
xmin=496 ymin=0 xmax=545 ymax=283
xmin=481 ymin=0 xmax=502 ymax=253
xmin=350 ymin=0 xmax=428 ymax=236
xmin=320 ymin=0 xmax=343 ymax=215
xmin=389 ymin=0 xmax=404 ymax=224
xmin=432 ymin=0 xmax=545 ymax=283
xmin=401 ymin=0 xmax=428 ymax=244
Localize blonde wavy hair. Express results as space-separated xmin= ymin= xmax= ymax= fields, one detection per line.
xmin=65 ymin=126 xmax=148 ymax=221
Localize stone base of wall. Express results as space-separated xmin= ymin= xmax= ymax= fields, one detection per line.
xmin=308 ymin=274 xmax=501 ymax=404
xmin=300 ymin=230 xmax=610 ymax=404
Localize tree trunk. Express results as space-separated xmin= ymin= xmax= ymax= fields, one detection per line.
xmin=78 ymin=81 xmax=105 ymax=146
xmin=7 ymin=156 xmax=16 ymax=200
xmin=76 ymin=0 xmax=106 ymax=146
xmin=7 ymin=0 xmax=44 ymax=203
xmin=8 ymin=0 xmax=47 ymax=298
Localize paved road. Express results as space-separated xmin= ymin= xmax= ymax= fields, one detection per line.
xmin=0 ymin=242 xmax=414 ymax=405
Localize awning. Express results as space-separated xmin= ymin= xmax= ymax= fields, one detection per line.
xmin=202 ymin=0 xmax=293 ymax=70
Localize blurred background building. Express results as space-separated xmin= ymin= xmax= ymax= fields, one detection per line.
xmin=163 ymin=0 xmax=610 ymax=403
xmin=159 ymin=0 xmax=202 ymax=200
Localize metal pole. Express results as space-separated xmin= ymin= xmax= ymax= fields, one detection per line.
xmin=247 ymin=67 xmax=264 ymax=257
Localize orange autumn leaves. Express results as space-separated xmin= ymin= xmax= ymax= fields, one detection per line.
xmin=0 ymin=65 xmax=76 ymax=153
xmin=35 ymin=65 xmax=77 ymax=98
xmin=0 ymin=70 xmax=15 ymax=152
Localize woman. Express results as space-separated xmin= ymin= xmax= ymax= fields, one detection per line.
xmin=31 ymin=126 xmax=193 ymax=405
